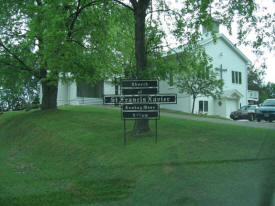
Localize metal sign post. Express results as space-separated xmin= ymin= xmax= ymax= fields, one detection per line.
xmin=124 ymin=119 xmax=126 ymax=145
xmin=155 ymin=119 xmax=157 ymax=144
xmin=103 ymin=79 xmax=177 ymax=145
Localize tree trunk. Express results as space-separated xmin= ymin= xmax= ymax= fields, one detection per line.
xmin=132 ymin=119 xmax=150 ymax=134
xmin=192 ymin=96 xmax=196 ymax=114
xmin=41 ymin=80 xmax=58 ymax=110
xmin=131 ymin=0 xmax=151 ymax=134
xmin=40 ymin=69 xmax=58 ymax=110
xmin=134 ymin=1 xmax=148 ymax=78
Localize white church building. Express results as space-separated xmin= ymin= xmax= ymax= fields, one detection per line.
xmin=161 ymin=31 xmax=254 ymax=118
xmin=45 ymin=25 xmax=259 ymax=119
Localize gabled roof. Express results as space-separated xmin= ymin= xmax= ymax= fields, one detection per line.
xmin=164 ymin=33 xmax=252 ymax=65
xmin=199 ymin=33 xmax=252 ymax=64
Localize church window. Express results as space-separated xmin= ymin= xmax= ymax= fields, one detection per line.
xmin=239 ymin=72 xmax=242 ymax=84
xmin=199 ymin=101 xmax=208 ymax=112
xmin=232 ymin=71 xmax=242 ymax=84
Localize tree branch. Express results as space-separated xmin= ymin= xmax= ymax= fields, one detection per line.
xmin=69 ymin=0 xmax=100 ymax=18
xmin=68 ymin=0 xmax=101 ymax=39
xmin=79 ymin=0 xmax=101 ymax=13
xmin=71 ymin=39 xmax=90 ymax=49
xmin=146 ymin=9 xmax=171 ymax=15
xmin=129 ymin=0 xmax=137 ymax=9
xmin=0 ymin=59 xmax=20 ymax=69
xmin=0 ymin=40 xmax=33 ymax=74
xmin=112 ymin=0 xmax=134 ymax=11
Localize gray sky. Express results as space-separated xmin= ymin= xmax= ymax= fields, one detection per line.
xmin=221 ymin=0 xmax=275 ymax=84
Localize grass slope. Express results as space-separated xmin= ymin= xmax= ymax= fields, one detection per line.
xmin=0 ymin=106 xmax=274 ymax=206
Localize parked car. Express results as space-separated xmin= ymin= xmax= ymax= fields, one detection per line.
xmin=255 ymin=99 xmax=275 ymax=122
xmin=230 ymin=105 xmax=258 ymax=121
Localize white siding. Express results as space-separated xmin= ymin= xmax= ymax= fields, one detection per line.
xmin=193 ymin=96 xmax=215 ymax=115
xmin=158 ymin=36 xmax=249 ymax=118
xmin=159 ymin=81 xmax=191 ymax=113
xmin=57 ymin=81 xmax=68 ymax=106
xmin=67 ymin=82 xmax=79 ymax=105
xmin=104 ymin=80 xmax=117 ymax=94
xmin=214 ymin=99 xmax=226 ymax=117
xmin=203 ymin=38 xmax=248 ymax=107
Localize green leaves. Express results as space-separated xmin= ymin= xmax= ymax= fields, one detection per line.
xmin=0 ymin=0 xmax=132 ymax=109
xmin=169 ymin=42 xmax=223 ymax=112
xmin=0 ymin=0 xmax=274 ymax=110
xmin=0 ymin=0 xmax=133 ymax=85
xmin=248 ymin=65 xmax=275 ymax=102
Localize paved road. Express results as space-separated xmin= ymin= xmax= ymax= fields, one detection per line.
xmin=160 ymin=112 xmax=275 ymax=130
xmin=91 ymin=105 xmax=275 ymax=130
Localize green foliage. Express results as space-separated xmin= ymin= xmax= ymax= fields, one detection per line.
xmin=266 ymin=82 xmax=275 ymax=98
xmin=141 ymin=19 xmax=166 ymax=79
xmin=172 ymin=43 xmax=223 ymax=113
xmin=261 ymin=82 xmax=275 ymax=102
xmin=0 ymin=75 xmax=39 ymax=111
xmin=247 ymin=64 xmax=266 ymax=102
xmin=107 ymin=4 xmax=136 ymax=79
xmin=166 ymin=0 xmax=275 ymax=56
xmin=0 ymin=0 xmax=274 ymax=110
xmin=248 ymin=65 xmax=266 ymax=91
xmin=248 ymin=65 xmax=275 ymax=102
xmin=0 ymin=88 xmax=26 ymax=111
xmin=0 ymin=0 xmax=135 ymax=109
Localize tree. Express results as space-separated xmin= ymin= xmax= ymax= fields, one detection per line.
xmin=1 ymin=0 xmax=274 ymax=133
xmin=0 ymin=75 xmax=39 ymax=111
xmin=126 ymin=0 xmax=151 ymax=134
xmin=266 ymin=82 xmax=275 ymax=98
xmin=261 ymin=82 xmax=275 ymax=101
xmin=112 ymin=0 xmax=274 ymax=133
xmin=173 ymin=43 xmax=223 ymax=113
xmin=248 ymin=65 xmax=275 ymax=102
xmin=0 ymin=0 xmax=126 ymax=110
xmin=247 ymin=64 xmax=266 ymax=102
xmin=111 ymin=0 xmax=156 ymax=134
xmin=248 ymin=65 xmax=266 ymax=91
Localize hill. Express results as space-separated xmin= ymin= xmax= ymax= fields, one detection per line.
xmin=0 ymin=106 xmax=274 ymax=206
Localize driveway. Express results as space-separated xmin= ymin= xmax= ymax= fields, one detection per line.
xmin=91 ymin=105 xmax=275 ymax=130
xmin=160 ymin=112 xmax=275 ymax=130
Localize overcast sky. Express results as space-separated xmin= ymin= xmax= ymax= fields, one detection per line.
xmin=162 ymin=0 xmax=275 ymax=84
xmin=220 ymin=0 xmax=275 ymax=84
xmin=221 ymin=26 xmax=275 ymax=84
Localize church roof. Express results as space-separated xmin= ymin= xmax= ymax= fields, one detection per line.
xmin=199 ymin=33 xmax=252 ymax=65
xmin=164 ymin=33 xmax=252 ymax=65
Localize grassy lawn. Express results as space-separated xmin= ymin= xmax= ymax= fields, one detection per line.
xmin=0 ymin=106 xmax=274 ymax=206
xmin=160 ymin=108 xmax=229 ymax=120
